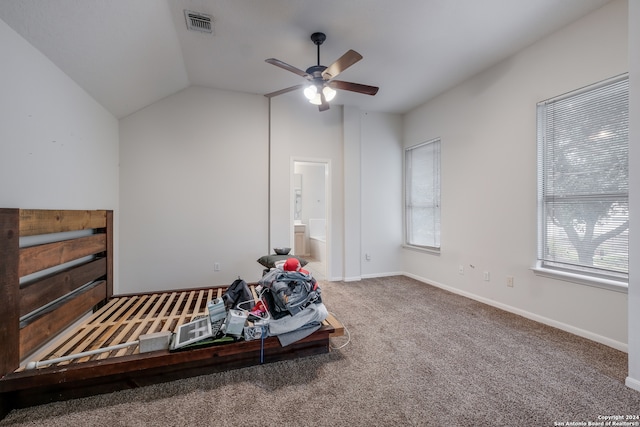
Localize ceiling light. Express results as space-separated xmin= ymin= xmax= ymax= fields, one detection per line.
xmin=323 ymin=86 xmax=336 ymax=101
xmin=304 ymin=85 xmax=318 ymax=100
xmin=305 ymin=85 xmax=336 ymax=105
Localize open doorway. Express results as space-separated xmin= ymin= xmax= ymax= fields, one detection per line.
xmin=292 ymin=159 xmax=330 ymax=280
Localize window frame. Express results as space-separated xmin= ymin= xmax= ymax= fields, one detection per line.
xmin=404 ymin=138 xmax=441 ymax=252
xmin=534 ymin=74 xmax=629 ymax=292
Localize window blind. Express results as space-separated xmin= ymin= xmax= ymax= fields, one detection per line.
xmin=405 ymin=139 xmax=441 ymax=249
xmin=537 ymin=75 xmax=628 ymax=282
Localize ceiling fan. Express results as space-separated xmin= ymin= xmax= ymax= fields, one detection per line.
xmin=265 ymin=32 xmax=379 ymax=112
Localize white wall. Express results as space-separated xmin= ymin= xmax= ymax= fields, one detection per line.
xmin=118 ymin=86 xmax=269 ymax=293
xmin=626 ymin=0 xmax=640 ymax=392
xmin=343 ymin=106 xmax=362 ymax=281
xmin=270 ymin=94 xmax=344 ymax=280
xmin=0 ymin=17 xmax=120 ymax=283
xmin=118 ymin=85 xmax=402 ymax=289
xmin=360 ymin=111 xmax=403 ymax=278
xmin=0 ymin=18 xmax=119 ymax=210
xmin=402 ymin=0 xmax=629 ymax=349
xmin=271 ymin=96 xmax=403 ymax=281
xmin=341 ymin=107 xmax=404 ymax=281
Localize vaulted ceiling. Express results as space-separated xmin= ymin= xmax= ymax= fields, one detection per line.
xmin=0 ymin=0 xmax=611 ymax=118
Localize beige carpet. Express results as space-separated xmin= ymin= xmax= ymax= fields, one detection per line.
xmin=2 ymin=276 xmax=639 ymax=426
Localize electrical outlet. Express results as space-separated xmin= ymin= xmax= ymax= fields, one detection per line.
xmin=214 ymin=262 xmax=220 ymax=272
xmin=365 ymin=253 xmax=371 ymax=261
xmin=483 ymin=271 xmax=490 ymax=282
xmin=506 ymin=276 xmax=514 ymax=287
xmin=458 ymin=265 xmax=464 ymax=275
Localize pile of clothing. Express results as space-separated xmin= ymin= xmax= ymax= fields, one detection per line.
xmin=212 ymin=258 xmax=327 ymax=347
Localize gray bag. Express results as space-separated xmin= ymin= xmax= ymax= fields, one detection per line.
xmin=259 ymin=269 xmax=321 ymax=315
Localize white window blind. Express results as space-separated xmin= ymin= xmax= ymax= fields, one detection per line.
xmin=405 ymin=139 xmax=441 ymax=249
xmin=537 ymin=75 xmax=628 ymax=283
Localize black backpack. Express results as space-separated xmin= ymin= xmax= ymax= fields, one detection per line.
xmin=222 ymin=278 xmax=255 ymax=310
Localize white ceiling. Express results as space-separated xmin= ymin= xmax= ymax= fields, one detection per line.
xmin=0 ymin=0 xmax=612 ymax=118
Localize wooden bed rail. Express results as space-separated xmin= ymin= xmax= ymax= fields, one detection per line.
xmin=0 ymin=209 xmax=114 ymax=376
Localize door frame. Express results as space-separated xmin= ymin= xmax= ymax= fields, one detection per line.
xmin=290 ymin=157 xmax=331 ymax=279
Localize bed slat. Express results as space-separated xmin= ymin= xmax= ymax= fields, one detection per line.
xmin=19 ymin=258 xmax=107 ymax=318
xmin=111 ymin=295 xmax=160 ymax=357
xmin=42 ymin=299 xmax=119 ymax=364
xmin=176 ymin=290 xmax=197 ymax=328
xmin=18 ymin=210 xmax=107 ymax=237
xmin=158 ymin=293 xmax=179 ymax=332
xmin=51 ymin=325 xmax=100 ymax=366
xmin=164 ymin=291 xmax=187 ymax=332
xmin=73 ymin=297 xmax=139 ymax=363
xmin=144 ymin=293 xmax=174 ymax=335
xmin=188 ymin=290 xmax=206 ymax=323
xmin=19 ymin=234 xmax=106 ymax=278
xmin=98 ymin=296 xmax=147 ymax=359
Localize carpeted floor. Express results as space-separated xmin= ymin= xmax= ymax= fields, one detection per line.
xmin=1 ymin=276 xmax=639 ymax=426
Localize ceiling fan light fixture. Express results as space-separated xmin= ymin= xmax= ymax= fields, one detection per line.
xmin=323 ymin=86 xmax=336 ymax=102
xmin=305 ymin=85 xmax=336 ymax=105
xmin=265 ymin=32 xmax=377 ymax=111
xmin=304 ymin=85 xmax=318 ymax=100
xmin=308 ymin=95 xmax=322 ymax=105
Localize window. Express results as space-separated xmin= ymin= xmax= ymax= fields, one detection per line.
xmin=536 ymin=75 xmax=628 ymax=286
xmin=405 ymin=138 xmax=441 ymax=250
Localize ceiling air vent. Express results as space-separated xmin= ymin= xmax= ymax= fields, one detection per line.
xmin=184 ymin=10 xmax=213 ymax=33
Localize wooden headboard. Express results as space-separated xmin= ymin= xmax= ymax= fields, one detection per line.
xmin=0 ymin=209 xmax=113 ymax=376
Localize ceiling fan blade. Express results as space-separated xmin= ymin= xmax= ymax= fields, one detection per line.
xmin=321 ymin=49 xmax=363 ymax=80
xmin=319 ymin=90 xmax=330 ymax=112
xmin=264 ymin=84 xmax=305 ymax=98
xmin=265 ymin=58 xmax=310 ymax=79
xmin=329 ymin=80 xmax=379 ymax=96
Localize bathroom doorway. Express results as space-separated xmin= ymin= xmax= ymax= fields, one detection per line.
xmin=292 ymin=159 xmax=330 ymax=280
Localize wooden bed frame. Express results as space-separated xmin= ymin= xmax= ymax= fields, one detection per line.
xmin=0 ymin=209 xmax=343 ymax=419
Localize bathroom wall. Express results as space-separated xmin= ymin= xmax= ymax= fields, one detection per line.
xmin=294 ymin=162 xmax=326 ymax=226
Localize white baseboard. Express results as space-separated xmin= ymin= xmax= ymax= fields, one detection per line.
xmin=626 ymin=376 xmax=640 ymax=392
xmin=334 ymin=271 xmax=404 ymax=282
xmin=403 ymin=272 xmax=628 ymax=353
xmin=361 ymin=271 xmax=404 ymax=279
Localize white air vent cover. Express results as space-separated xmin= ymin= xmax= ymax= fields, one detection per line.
xmin=184 ymin=10 xmax=213 ymax=33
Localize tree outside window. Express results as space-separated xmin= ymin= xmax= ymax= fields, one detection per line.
xmin=537 ymin=75 xmax=628 ymax=282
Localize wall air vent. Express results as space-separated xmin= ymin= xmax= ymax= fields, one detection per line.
xmin=184 ymin=10 xmax=213 ymax=33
